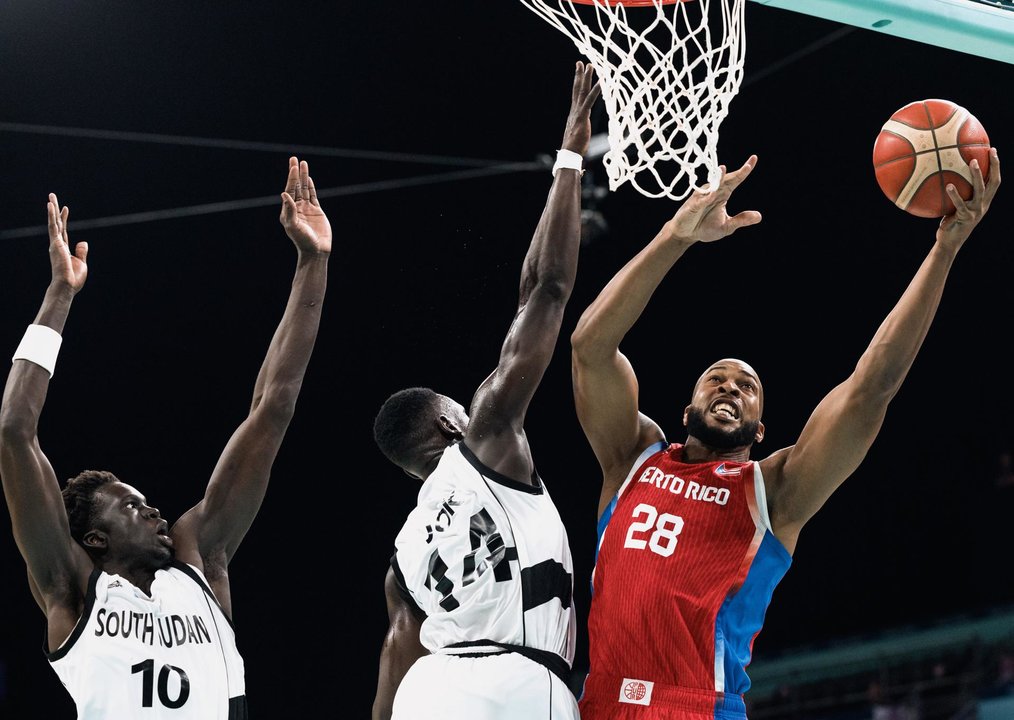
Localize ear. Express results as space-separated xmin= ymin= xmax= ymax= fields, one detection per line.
xmin=682 ymin=406 xmax=691 ymax=427
xmin=438 ymin=414 xmax=465 ymax=442
xmin=83 ymin=529 xmax=108 ymax=552
xmin=754 ymin=420 xmax=765 ymax=444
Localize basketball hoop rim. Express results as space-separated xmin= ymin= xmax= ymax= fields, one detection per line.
xmin=568 ymin=0 xmax=683 ymax=6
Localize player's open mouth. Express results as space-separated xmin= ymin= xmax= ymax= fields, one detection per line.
xmin=711 ymin=401 xmax=738 ymax=419
xmin=156 ymin=522 xmax=173 ymax=546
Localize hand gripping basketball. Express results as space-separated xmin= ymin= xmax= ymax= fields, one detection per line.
xmin=873 ymin=99 xmax=992 ymax=218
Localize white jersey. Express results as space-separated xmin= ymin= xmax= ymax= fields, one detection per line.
xmin=392 ymin=442 xmax=576 ymax=667
xmin=393 ymin=652 xmax=579 ymax=720
xmin=47 ymin=562 xmax=247 ymax=720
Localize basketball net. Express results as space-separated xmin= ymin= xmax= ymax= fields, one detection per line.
xmin=518 ymin=0 xmax=746 ymax=200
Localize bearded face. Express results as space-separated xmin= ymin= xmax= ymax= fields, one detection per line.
xmin=685 ymin=406 xmax=760 ymax=450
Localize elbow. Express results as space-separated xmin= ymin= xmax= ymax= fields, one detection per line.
xmin=570 ymin=316 xmax=591 ymax=354
xmin=571 ymin=326 xmax=592 ymax=363
xmin=852 ymin=352 xmax=907 ymax=404
xmin=0 ymin=408 xmax=37 ymax=444
xmin=524 ymin=272 xmax=572 ymax=308
xmin=571 ymin=312 xmax=605 ymax=363
xmin=251 ymin=382 xmax=301 ymax=426
xmin=540 ymin=276 xmax=572 ymax=304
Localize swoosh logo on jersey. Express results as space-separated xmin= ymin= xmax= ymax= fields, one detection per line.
xmin=714 ymin=463 xmax=742 ymax=477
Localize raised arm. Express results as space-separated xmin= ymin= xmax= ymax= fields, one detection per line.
xmin=767 ymin=149 xmax=1001 ymax=552
xmin=372 ymin=567 xmax=428 ymax=720
xmin=464 ymin=61 xmax=600 ymax=479
xmin=171 ymin=157 xmax=330 ymax=588
xmin=571 ymin=159 xmax=761 ymax=510
xmin=0 ymin=195 xmax=93 ymax=633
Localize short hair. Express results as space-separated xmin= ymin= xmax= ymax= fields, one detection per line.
xmin=373 ymin=387 xmax=440 ymax=468
xmin=62 ymin=470 xmax=120 ymax=545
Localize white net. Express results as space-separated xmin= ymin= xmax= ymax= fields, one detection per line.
xmin=518 ymin=0 xmax=746 ymax=200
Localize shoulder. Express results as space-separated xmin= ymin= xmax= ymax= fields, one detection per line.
xmin=384 ymin=564 xmax=403 ymax=599
xmin=384 ymin=563 xmax=426 ymax=621
xmin=633 ymin=439 xmax=672 ymax=469
xmin=757 ymin=445 xmax=794 ymax=501
xmin=758 ymin=445 xmax=792 ymax=475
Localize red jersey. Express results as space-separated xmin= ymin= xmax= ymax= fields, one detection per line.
xmin=579 ymin=442 xmax=792 ymax=720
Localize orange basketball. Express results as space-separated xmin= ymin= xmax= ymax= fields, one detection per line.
xmin=872 ymin=99 xmax=991 ymax=218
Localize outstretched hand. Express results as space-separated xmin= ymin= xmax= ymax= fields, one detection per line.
xmin=662 ymin=155 xmax=762 ymax=245
xmin=279 ymin=156 xmax=332 ymax=254
xmin=937 ymin=147 xmax=1001 ymax=249
xmin=560 ymin=61 xmax=602 ymax=156
xmin=47 ymin=193 xmax=88 ymax=293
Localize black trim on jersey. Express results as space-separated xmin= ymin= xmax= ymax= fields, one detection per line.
xmin=229 ymin=694 xmax=248 ymax=720
xmin=446 ymin=640 xmax=570 ymax=685
xmin=548 ymin=664 xmax=554 ymax=717
xmin=460 ymin=442 xmax=544 ymax=495
xmin=172 ymin=560 xmax=236 ymax=632
xmin=453 ymin=650 xmax=510 ymax=658
xmin=193 ymin=573 xmax=240 ymax=706
xmin=45 ymin=567 xmax=100 ymax=662
xmin=521 ymin=559 xmax=573 ymax=611
xmin=390 ymin=553 xmax=426 ymax=616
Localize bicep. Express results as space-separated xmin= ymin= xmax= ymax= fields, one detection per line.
xmin=776 ymin=380 xmax=890 ymax=529
xmin=0 ymin=439 xmax=87 ymax=595
xmin=572 ymin=347 xmax=661 ymax=484
xmin=481 ymin=287 xmax=569 ymax=424
xmin=180 ymin=407 xmax=290 ymax=561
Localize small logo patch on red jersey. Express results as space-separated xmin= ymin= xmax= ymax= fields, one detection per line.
xmin=714 ymin=462 xmax=742 ymax=477
xmin=619 ymin=678 xmax=653 ymax=705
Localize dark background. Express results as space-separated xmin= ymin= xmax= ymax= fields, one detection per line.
xmin=1 ymin=2 xmax=1012 ymax=718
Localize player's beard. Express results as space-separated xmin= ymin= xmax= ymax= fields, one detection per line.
xmin=685 ymin=407 xmax=759 ymax=450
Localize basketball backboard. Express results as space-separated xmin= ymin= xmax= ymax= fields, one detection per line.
xmin=750 ymin=0 xmax=1014 ymax=64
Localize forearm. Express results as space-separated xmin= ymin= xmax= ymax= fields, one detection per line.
xmin=186 ymin=248 xmax=328 ymax=556
xmin=33 ymin=282 xmax=76 ymax=333
xmin=1 ymin=285 xmax=79 ymax=586
xmin=1 ymin=284 xmax=75 ymax=432
xmin=856 ymin=241 xmax=958 ymax=390
xmin=250 ymin=250 xmax=328 ymax=413
xmin=572 ymin=229 xmax=694 ymax=358
xmin=518 ymin=170 xmax=583 ymax=304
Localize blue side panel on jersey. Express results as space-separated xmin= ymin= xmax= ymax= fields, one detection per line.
xmin=591 ymin=494 xmax=619 ymax=596
xmin=714 ymin=692 xmax=747 ymax=719
xmin=592 ymin=440 xmax=666 ymax=597
xmin=715 ymin=531 xmax=792 ymax=695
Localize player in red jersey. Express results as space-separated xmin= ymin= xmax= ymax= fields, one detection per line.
xmin=569 ymin=149 xmax=1001 ymax=719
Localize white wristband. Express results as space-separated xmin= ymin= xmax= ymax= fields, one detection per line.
xmin=552 ymin=149 xmax=585 ymax=177
xmin=12 ymin=324 xmax=62 ymax=377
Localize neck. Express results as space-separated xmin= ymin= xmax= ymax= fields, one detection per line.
xmin=98 ymin=558 xmax=163 ymax=596
xmin=681 ymin=436 xmax=752 ymax=464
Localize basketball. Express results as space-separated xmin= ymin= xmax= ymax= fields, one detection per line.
xmin=872 ymin=99 xmax=991 ymax=218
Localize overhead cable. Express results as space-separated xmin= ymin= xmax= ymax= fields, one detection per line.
xmin=0 ymin=121 xmax=515 ymax=168
xmin=0 ymin=163 xmax=541 ymax=240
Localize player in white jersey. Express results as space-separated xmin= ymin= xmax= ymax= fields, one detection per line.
xmin=370 ymin=62 xmax=601 ymax=720
xmin=0 ymin=156 xmax=331 ymax=719
xmin=48 ymin=562 xmax=246 ymax=718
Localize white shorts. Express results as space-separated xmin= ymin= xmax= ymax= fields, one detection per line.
xmin=392 ymin=651 xmax=579 ymax=720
